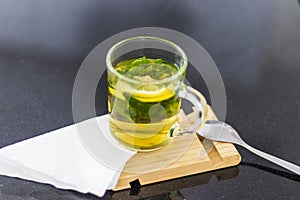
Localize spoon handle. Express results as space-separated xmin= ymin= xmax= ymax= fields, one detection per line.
xmin=242 ymin=143 xmax=300 ymax=175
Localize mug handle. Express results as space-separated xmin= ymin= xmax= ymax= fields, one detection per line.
xmin=171 ymin=85 xmax=208 ymax=137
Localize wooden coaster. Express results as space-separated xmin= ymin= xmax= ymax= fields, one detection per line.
xmin=113 ymin=106 xmax=241 ymax=191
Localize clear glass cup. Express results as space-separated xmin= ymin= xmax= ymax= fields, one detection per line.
xmin=106 ymin=36 xmax=207 ymax=151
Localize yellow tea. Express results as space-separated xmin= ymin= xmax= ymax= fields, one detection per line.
xmin=108 ymin=56 xmax=181 ymax=151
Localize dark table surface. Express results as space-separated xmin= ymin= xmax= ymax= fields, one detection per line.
xmin=0 ymin=0 xmax=300 ymax=199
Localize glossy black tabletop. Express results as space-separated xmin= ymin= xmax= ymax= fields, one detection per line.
xmin=0 ymin=0 xmax=300 ymax=199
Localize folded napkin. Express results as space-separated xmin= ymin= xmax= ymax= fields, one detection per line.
xmin=0 ymin=114 xmax=136 ymax=197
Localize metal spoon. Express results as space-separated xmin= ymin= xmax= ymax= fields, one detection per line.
xmin=197 ymin=121 xmax=300 ymax=175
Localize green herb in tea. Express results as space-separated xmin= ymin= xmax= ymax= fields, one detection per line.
xmin=108 ymin=56 xmax=181 ymax=150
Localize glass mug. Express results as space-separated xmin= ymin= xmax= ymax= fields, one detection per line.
xmin=106 ymin=36 xmax=207 ymax=151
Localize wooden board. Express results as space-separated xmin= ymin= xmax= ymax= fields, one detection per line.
xmin=113 ymin=106 xmax=241 ymax=191
xmin=112 ymin=167 xmax=240 ymax=199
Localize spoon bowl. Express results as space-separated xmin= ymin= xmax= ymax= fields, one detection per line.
xmin=198 ymin=120 xmax=300 ymax=175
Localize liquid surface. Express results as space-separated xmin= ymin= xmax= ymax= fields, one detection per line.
xmin=108 ymin=56 xmax=181 ymax=151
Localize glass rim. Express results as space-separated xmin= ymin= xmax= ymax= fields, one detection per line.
xmin=106 ymin=36 xmax=188 ymax=84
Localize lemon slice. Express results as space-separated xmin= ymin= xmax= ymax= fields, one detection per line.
xmin=112 ymin=81 xmax=175 ymax=102
xmin=132 ymin=87 xmax=175 ymax=102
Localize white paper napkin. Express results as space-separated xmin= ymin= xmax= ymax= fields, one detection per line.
xmin=0 ymin=114 xmax=136 ymax=197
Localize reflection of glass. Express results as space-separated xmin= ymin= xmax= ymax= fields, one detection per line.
xmin=106 ymin=36 xmax=207 ymax=151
